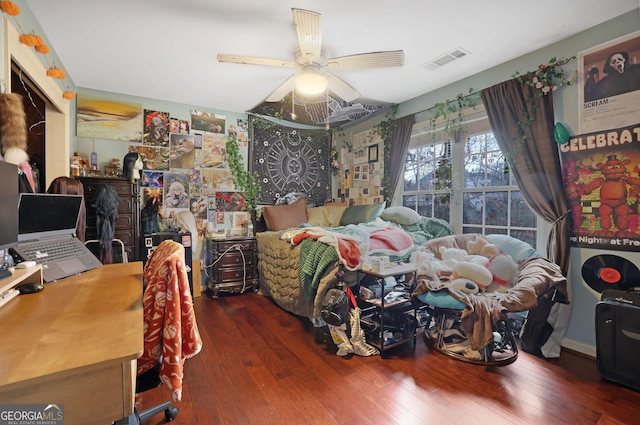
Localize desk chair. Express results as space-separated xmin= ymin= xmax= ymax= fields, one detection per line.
xmin=116 ymin=240 xmax=203 ymax=424
xmin=85 ymin=239 xmax=128 ymax=264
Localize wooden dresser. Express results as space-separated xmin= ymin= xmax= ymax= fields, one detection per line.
xmin=204 ymin=236 xmax=258 ymax=298
xmin=77 ymin=177 xmax=141 ymax=262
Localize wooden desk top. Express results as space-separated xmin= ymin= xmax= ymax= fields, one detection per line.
xmin=0 ymin=262 xmax=144 ymax=390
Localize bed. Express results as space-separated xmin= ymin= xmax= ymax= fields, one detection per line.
xmin=256 ymin=201 xmax=454 ymax=318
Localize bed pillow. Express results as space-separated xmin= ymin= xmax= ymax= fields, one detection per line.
xmin=261 ymin=197 xmax=308 ymax=231
xmin=339 ymin=202 xmax=386 ymax=226
xmin=380 ymin=206 xmax=421 ymax=225
xmin=307 ymin=205 xmax=348 ymax=227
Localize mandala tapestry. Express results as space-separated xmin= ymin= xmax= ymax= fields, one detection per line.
xmin=250 ymin=122 xmax=331 ymax=205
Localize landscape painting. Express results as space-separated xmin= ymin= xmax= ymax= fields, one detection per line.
xmin=76 ymin=94 xmax=143 ymax=142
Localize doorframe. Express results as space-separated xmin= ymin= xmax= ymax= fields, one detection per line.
xmin=3 ymin=18 xmax=70 ymax=189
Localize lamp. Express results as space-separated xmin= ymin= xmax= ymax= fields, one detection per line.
xmin=295 ymin=69 xmax=328 ymax=97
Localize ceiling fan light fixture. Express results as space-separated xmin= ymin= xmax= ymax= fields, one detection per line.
xmin=295 ymin=70 xmax=328 ymax=96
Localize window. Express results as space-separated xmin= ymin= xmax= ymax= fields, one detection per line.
xmin=401 ymin=108 xmax=539 ymax=248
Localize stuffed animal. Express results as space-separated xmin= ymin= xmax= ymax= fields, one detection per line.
xmin=485 ymin=253 xmax=519 ymax=293
xmin=467 ymin=237 xmax=489 ymax=255
xmin=467 ymin=236 xmax=501 ymax=258
xmin=463 ymin=254 xmax=491 ymax=268
xmin=449 ymin=278 xmax=480 ymax=295
xmin=452 ymin=261 xmax=493 ymax=289
xmin=412 ymin=250 xmax=438 ymax=280
xmin=439 ymin=246 xmax=468 ymax=262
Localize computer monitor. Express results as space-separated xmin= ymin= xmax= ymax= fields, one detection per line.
xmin=0 ymin=161 xmax=19 ymax=251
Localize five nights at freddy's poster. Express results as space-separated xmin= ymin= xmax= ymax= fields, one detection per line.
xmin=560 ymin=123 xmax=640 ymax=252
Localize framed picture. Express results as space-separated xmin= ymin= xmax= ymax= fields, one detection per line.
xmin=368 ymin=145 xmax=379 ymax=163
xmin=578 ymin=30 xmax=640 ymax=133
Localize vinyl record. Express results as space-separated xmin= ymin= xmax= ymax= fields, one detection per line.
xmin=582 ymin=254 xmax=640 ymax=293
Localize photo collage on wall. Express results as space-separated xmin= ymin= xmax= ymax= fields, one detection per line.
xmin=123 ymin=108 xmax=252 ymax=237
xmin=336 ymin=129 xmax=384 ymax=205
xmin=561 ymin=30 xmax=640 ymax=252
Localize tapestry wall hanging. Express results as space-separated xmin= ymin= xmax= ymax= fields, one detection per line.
xmin=250 ymin=122 xmax=331 ymax=205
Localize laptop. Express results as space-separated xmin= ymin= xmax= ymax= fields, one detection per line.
xmin=12 ymin=193 xmax=102 ymax=282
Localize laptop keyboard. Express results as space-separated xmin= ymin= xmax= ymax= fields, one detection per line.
xmin=21 ymin=240 xmax=87 ymax=264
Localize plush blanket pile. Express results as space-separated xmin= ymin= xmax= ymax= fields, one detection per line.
xmin=256 ymin=217 xmax=455 ymax=318
xmin=284 ymin=220 xmax=415 ymax=271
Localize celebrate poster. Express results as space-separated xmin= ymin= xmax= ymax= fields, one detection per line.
xmin=560 ymin=123 xmax=640 ymax=251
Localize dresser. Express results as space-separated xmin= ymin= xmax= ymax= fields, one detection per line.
xmin=204 ymin=236 xmax=258 ymax=298
xmin=77 ymin=177 xmax=141 ymax=262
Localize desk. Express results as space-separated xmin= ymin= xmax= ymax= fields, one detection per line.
xmin=0 ymin=262 xmax=143 ymax=425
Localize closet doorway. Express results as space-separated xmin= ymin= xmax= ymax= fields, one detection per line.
xmin=11 ymin=62 xmax=46 ymax=192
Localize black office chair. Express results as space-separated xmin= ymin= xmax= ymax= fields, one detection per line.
xmin=85 ymin=238 xmax=128 ymax=264
xmin=112 ymin=365 xmax=179 ymax=424
xmin=132 ymin=365 xmax=179 ymax=423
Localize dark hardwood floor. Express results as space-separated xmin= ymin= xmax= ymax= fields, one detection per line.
xmin=138 ymin=292 xmax=640 ymax=425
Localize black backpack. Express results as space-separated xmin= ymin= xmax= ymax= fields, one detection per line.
xmin=321 ymin=288 xmax=348 ymax=326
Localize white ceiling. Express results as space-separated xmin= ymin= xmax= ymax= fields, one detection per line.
xmin=24 ymin=0 xmax=639 ymax=114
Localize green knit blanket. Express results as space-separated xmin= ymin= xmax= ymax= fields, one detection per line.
xmin=299 ymin=238 xmax=339 ymax=301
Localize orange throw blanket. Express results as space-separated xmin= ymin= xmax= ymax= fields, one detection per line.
xmin=138 ymin=240 xmax=203 ymax=401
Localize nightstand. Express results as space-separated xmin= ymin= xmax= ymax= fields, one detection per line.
xmin=203 ymin=236 xmax=258 ymax=298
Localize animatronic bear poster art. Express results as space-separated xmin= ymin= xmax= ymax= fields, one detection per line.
xmin=560 ymin=123 xmax=640 ymax=252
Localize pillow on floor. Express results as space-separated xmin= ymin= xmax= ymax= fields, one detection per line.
xmin=261 ymin=197 xmax=308 ymax=231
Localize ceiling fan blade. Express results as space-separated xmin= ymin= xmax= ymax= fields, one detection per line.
xmin=292 ymin=8 xmax=322 ymax=63
xmin=328 ymin=50 xmax=405 ymax=70
xmin=325 ymin=73 xmax=360 ymax=102
xmin=217 ymin=54 xmax=297 ymax=68
xmin=265 ymin=75 xmax=296 ymax=102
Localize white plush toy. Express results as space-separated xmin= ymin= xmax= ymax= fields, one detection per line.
xmin=449 ymin=278 xmax=480 ymax=295
xmin=485 ymin=253 xmax=519 ymax=293
xmin=467 ymin=236 xmax=501 ymax=258
xmin=439 ymin=246 xmax=468 ymax=262
xmin=463 ymin=254 xmax=491 ymax=268
xmin=452 ymin=261 xmax=494 ymax=289
xmin=412 ymin=250 xmax=439 ymax=282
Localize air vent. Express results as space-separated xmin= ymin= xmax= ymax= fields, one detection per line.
xmin=423 ymin=48 xmax=470 ymax=71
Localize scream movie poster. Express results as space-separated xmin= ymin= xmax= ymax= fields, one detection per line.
xmin=560 ymin=123 xmax=640 ymax=251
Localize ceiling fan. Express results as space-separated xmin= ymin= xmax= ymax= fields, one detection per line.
xmin=217 ymin=8 xmax=404 ymax=103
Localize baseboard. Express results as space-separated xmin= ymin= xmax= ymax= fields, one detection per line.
xmin=561 ymin=338 xmax=596 ymax=359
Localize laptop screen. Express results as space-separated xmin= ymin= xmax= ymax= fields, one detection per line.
xmin=18 ymin=193 xmax=82 ymax=242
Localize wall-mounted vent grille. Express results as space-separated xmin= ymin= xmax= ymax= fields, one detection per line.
xmin=423 ymin=48 xmax=470 ymax=71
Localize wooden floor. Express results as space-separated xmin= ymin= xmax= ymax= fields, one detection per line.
xmin=138 ymin=292 xmax=640 ymax=425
